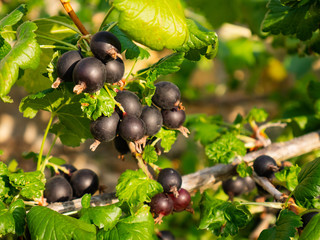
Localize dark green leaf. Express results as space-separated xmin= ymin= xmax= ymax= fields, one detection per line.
xmin=299 ymin=212 xmax=320 ymax=240
xmin=307 ymin=80 xmax=320 ymax=101
xmin=113 ymin=0 xmax=188 ymax=50
xmin=80 ymin=87 xmax=116 ymax=120
xmin=275 ymin=165 xmax=300 ymax=191
xmin=142 ymin=145 xmax=158 ymax=164
xmin=262 ymin=0 xmax=320 ymax=41
xmin=205 ymin=133 xmax=246 ymax=164
xmin=0 ymin=4 xmax=27 ymax=29
xmin=97 ymin=205 xmax=154 ymax=240
xmin=80 ymin=204 xmax=122 ymax=230
xmin=236 ymin=162 xmax=253 ymax=178
xmin=0 ymin=36 xmax=11 ymax=60
xmin=27 ymin=206 xmax=96 ymax=240
xmin=175 ymin=19 xmax=218 ymax=60
xmin=107 ymin=25 xmax=150 ymax=60
xmin=199 ymin=191 xmax=251 ymax=237
xmin=116 ymin=169 xmax=163 ymax=207
xmin=9 ymin=199 xmax=26 ymax=236
xmin=294 ymin=158 xmax=320 ymax=203
xmin=0 ymin=199 xmax=25 ymax=237
xmin=155 ymin=128 xmax=177 ymax=152
xmin=8 ymin=171 xmax=45 ymax=200
xmin=258 ymin=209 xmax=301 ymax=240
xmin=0 ymin=21 xmax=40 ymax=102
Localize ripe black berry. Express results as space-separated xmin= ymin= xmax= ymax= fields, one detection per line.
xmin=152 ymin=81 xmax=181 ymax=109
xmin=243 ymin=176 xmax=256 ymax=193
xmin=118 ymin=115 xmax=146 ymax=142
xmin=73 ymin=57 xmax=106 ymax=94
xmin=222 ymin=177 xmax=246 ymax=197
xmin=105 ymin=58 xmax=125 ymax=84
xmin=150 ymin=193 xmax=174 ymax=217
xmin=157 ymin=168 xmax=182 ymax=194
xmin=162 ymin=108 xmax=186 ymax=129
xmin=90 ymin=31 xmax=121 ymax=63
xmin=70 ymin=169 xmax=99 ymax=198
xmin=114 ymin=135 xmax=130 ymax=155
xmin=140 ymin=106 xmax=163 ymax=136
xmin=301 ymin=211 xmax=319 ymax=229
xmin=169 ymin=188 xmax=191 ymax=212
xmin=58 ymin=164 xmax=77 ymax=181
xmin=44 ymin=176 xmax=73 ymax=203
xmin=158 ymin=230 xmax=175 ymax=240
xmin=90 ymin=112 xmax=120 ymax=143
xmin=253 ymin=155 xmax=279 ymax=178
xmin=115 ymin=90 xmax=142 ymax=117
xmin=54 ymin=50 xmax=82 ymax=87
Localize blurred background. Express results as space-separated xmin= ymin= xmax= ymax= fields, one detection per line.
xmin=1 ymin=0 xmax=320 ymax=239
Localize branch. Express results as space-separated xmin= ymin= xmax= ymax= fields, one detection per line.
xmin=59 ymin=0 xmax=89 ymax=35
xmin=47 ymin=130 xmax=320 ymax=213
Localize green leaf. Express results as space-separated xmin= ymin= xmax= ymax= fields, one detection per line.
xmin=139 ymin=52 xmax=185 ymax=78
xmin=8 ymin=171 xmax=45 ymax=200
xmin=116 ymin=169 xmax=163 ymax=207
xmin=0 ymin=21 xmax=40 ymax=102
xmin=27 ymin=206 xmax=96 ymax=240
xmin=275 ymin=165 xmax=300 ymax=191
xmin=189 ymin=122 xmax=222 ymax=145
xmin=0 ymin=199 xmax=25 ymax=237
xmin=81 ymin=194 xmax=91 ymax=209
xmin=80 ymin=204 xmax=122 ymax=230
xmin=0 ymin=163 xmax=11 ymax=201
xmin=299 ymin=212 xmax=320 ymax=240
xmin=262 ymin=0 xmax=320 ymax=41
xmin=199 ymin=191 xmax=251 ymax=237
xmin=0 ymin=4 xmax=27 ymax=29
xmin=19 ymin=86 xmax=91 ymax=147
xmin=293 ymin=158 xmax=320 ymax=203
xmin=80 ymin=87 xmax=116 ymax=120
xmin=307 ymin=80 xmax=320 ymax=101
xmin=236 ymin=162 xmax=253 ymax=178
xmin=9 ymin=199 xmax=26 ymax=236
xmin=107 ymin=25 xmax=150 ymax=60
xmin=155 ymin=128 xmax=177 ymax=152
xmin=97 ymin=205 xmax=154 ymax=240
xmin=142 ymin=145 xmax=158 ymax=164
xmin=258 ymin=209 xmax=301 ymax=240
xmin=246 ymin=107 xmax=268 ymax=123
xmin=0 ymin=36 xmax=11 ymax=60
xmin=113 ymin=0 xmax=188 ymax=50
xmin=175 ymin=19 xmax=218 ymax=60
xmin=205 ymin=133 xmax=246 ymax=164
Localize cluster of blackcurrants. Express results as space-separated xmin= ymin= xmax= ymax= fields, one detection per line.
xmin=44 ymin=164 xmax=99 ymax=203
xmin=53 ymin=31 xmax=124 ymax=93
xmin=222 ymin=155 xmax=280 ymax=199
xmin=90 ymin=80 xmax=189 ymax=153
xmin=149 ymin=168 xmax=192 ymax=224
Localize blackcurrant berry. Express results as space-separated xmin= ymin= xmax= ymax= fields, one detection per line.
xmin=301 ymin=211 xmax=318 ymax=229
xmin=114 ymin=135 xmax=130 ymax=155
xmin=90 ymin=31 xmax=121 ymax=63
xmin=152 ymin=81 xmax=181 ymax=109
xmin=140 ymin=106 xmax=163 ymax=136
xmin=222 ymin=177 xmax=246 ymax=197
xmin=90 ymin=112 xmax=120 ymax=143
xmin=58 ymin=164 xmax=77 ymax=181
xmin=105 ymin=58 xmax=125 ymax=84
xmin=118 ymin=115 xmax=146 ymax=142
xmin=73 ymin=57 xmax=106 ymax=94
xmin=44 ymin=176 xmax=73 ymax=203
xmin=162 ymin=108 xmax=186 ymax=129
xmin=158 ymin=230 xmax=175 ymax=240
xmin=55 ymin=50 xmax=82 ymax=86
xmin=253 ymin=155 xmax=279 ymax=178
xmin=115 ymin=90 xmax=142 ymax=117
xmin=169 ymin=188 xmax=191 ymax=212
xmin=243 ymin=176 xmax=256 ymax=193
xmin=150 ymin=193 xmax=174 ymax=216
xmin=70 ymin=169 xmax=99 ymax=198
xmin=157 ymin=168 xmax=182 ymax=194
